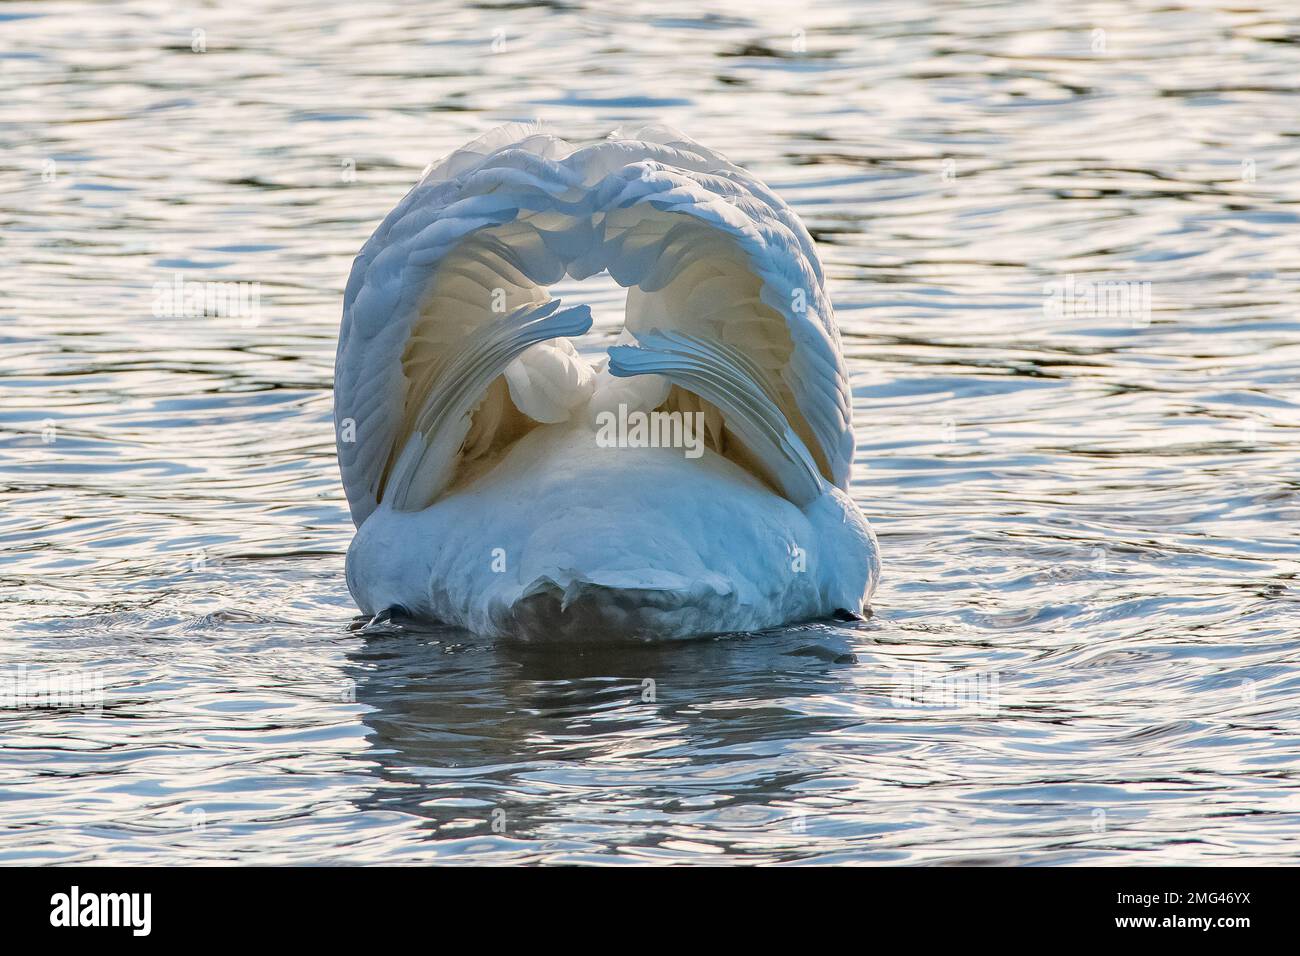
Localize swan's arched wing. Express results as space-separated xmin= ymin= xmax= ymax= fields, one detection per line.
xmin=584 ymin=128 xmax=851 ymax=488
xmin=335 ymin=124 xmax=853 ymax=526
xmin=335 ymin=125 xmax=588 ymax=525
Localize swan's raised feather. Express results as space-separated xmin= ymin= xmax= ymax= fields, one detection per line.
xmin=335 ymin=125 xmax=878 ymax=639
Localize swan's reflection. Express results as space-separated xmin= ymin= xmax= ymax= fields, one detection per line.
xmin=344 ymin=618 xmax=869 ymax=856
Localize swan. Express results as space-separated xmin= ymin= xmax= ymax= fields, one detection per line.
xmin=335 ymin=124 xmax=880 ymax=639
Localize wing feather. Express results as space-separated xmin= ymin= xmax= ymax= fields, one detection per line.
xmin=335 ymin=124 xmax=853 ymax=526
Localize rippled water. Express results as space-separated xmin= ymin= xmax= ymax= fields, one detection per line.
xmin=3 ymin=0 xmax=1299 ymax=864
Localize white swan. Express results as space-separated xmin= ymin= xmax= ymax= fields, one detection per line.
xmin=335 ymin=124 xmax=880 ymax=639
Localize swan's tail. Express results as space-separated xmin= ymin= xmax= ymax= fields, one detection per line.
xmin=384 ymin=300 xmax=592 ymax=512
xmin=607 ymin=330 xmax=825 ymax=507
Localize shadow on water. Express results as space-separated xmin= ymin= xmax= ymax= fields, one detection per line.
xmin=343 ymin=615 xmax=869 ymax=847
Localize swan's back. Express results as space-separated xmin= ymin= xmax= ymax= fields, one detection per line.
xmin=335 ymin=125 xmax=878 ymax=638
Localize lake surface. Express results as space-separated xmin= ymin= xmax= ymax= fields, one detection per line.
xmin=2 ymin=0 xmax=1298 ymax=864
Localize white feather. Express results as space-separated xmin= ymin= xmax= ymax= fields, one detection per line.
xmin=335 ymin=125 xmax=878 ymax=639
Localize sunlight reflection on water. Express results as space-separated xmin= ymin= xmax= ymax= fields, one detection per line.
xmin=1 ymin=0 xmax=1298 ymax=864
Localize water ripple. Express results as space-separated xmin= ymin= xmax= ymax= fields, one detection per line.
xmin=1 ymin=0 xmax=1298 ymax=864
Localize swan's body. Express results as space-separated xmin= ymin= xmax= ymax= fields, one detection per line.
xmin=336 ymin=124 xmax=880 ymax=639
